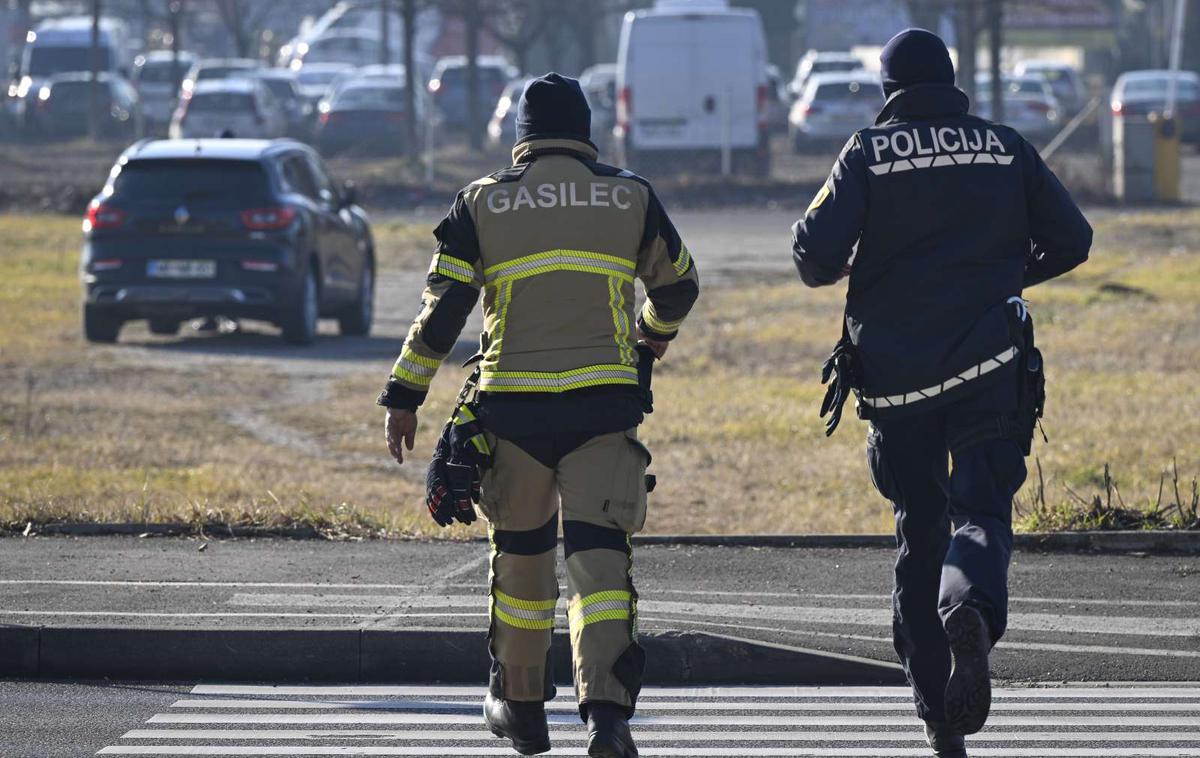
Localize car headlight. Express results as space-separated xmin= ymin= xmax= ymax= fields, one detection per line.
xmin=16 ymin=77 xmax=33 ymax=98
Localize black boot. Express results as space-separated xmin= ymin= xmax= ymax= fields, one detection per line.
xmin=586 ymin=702 xmax=638 ymax=758
xmin=483 ymin=692 xmax=550 ymax=755
xmin=924 ymin=721 xmax=967 ymax=757
xmin=944 ymin=604 xmax=993 ymax=736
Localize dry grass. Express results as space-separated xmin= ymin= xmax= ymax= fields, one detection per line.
xmin=1 ymin=209 xmax=1198 ymax=536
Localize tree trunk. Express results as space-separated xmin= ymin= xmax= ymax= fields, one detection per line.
xmin=465 ymin=0 xmax=482 ymax=152
xmin=380 ymin=0 xmax=391 ymax=65
xmin=89 ymin=0 xmax=102 ymax=140
xmin=956 ymin=0 xmax=978 ymax=109
xmin=986 ymin=0 xmax=1004 ymax=124
xmin=402 ymin=0 xmax=417 ymax=160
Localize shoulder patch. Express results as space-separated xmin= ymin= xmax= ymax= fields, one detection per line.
xmin=468 ymin=164 xmax=529 ymax=187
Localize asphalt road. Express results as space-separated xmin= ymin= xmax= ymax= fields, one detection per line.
xmin=3 ymin=537 xmax=1198 ymax=683
xmin=4 ymin=680 xmax=1200 ymax=757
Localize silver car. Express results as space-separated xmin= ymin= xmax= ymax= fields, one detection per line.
xmin=132 ymin=50 xmax=196 ymax=129
xmin=170 ymin=78 xmax=287 ymax=140
xmin=789 ymin=71 xmax=881 ymax=152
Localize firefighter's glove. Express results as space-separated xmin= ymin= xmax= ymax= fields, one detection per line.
xmin=819 ymin=336 xmax=861 ymax=437
xmin=425 ymin=405 xmax=491 ymax=527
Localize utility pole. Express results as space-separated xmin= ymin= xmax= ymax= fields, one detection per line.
xmin=1166 ymin=0 xmax=1187 ymax=118
xmin=380 ymin=0 xmax=391 ymax=66
xmin=987 ymin=0 xmax=1003 ymax=124
xmin=464 ymin=0 xmax=482 ymax=153
xmin=956 ymin=0 xmax=978 ymax=109
xmin=88 ymin=0 xmax=102 ymax=140
xmin=402 ymin=0 xmax=418 ymax=160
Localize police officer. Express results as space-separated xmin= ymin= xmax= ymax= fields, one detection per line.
xmin=380 ymin=73 xmax=699 ymax=757
xmin=791 ymin=30 xmax=1091 ymax=758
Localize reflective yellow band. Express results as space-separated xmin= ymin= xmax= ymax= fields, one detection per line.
xmin=568 ymin=590 xmax=634 ymax=630
xmin=479 ymin=364 xmax=639 ymax=393
xmin=431 ymin=253 xmax=482 ymax=287
xmin=484 ymin=249 xmax=635 ymax=285
xmin=673 ymin=244 xmax=693 ymax=277
xmin=494 ymin=589 xmax=557 ymax=612
xmin=391 ymin=346 xmax=442 ymax=388
xmin=495 ymin=607 xmax=555 ymax=630
xmin=608 ymin=276 xmax=634 ymax=366
xmin=493 ymin=589 xmax=557 ymax=630
xmin=640 ymin=301 xmax=685 ymax=335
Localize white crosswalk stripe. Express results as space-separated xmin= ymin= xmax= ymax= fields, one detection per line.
xmin=97 ymin=684 xmax=1200 ymax=756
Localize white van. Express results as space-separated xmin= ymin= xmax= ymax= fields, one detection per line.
xmin=615 ymin=0 xmax=770 ymax=175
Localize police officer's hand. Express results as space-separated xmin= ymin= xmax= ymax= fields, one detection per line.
xmin=385 ymin=409 xmax=418 ymax=465
xmin=636 ymin=329 xmax=669 ymax=359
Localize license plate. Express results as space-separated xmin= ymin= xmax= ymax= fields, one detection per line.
xmin=147 ymin=259 xmax=216 ymax=279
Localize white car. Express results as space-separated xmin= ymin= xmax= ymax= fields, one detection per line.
xmin=616 ymin=0 xmax=771 ymax=175
xmin=181 ymin=58 xmax=261 ymax=96
xmin=1013 ymin=60 xmax=1089 ymax=115
xmin=789 ymin=71 xmax=882 ymax=152
xmin=973 ymin=87 xmax=1060 ymax=142
xmin=294 ymin=62 xmax=356 ymax=105
xmin=291 ymin=31 xmax=382 ymax=70
xmin=169 ymin=78 xmax=286 ymax=140
xmin=789 ymin=51 xmax=864 ymax=99
xmin=132 ymin=51 xmax=196 ymax=128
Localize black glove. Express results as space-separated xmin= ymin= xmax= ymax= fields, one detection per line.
xmin=425 ymin=404 xmax=491 ymax=527
xmin=819 ymin=335 xmax=861 ymax=437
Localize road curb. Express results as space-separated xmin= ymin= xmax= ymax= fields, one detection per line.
xmin=0 ymin=626 xmax=905 ymax=685
xmin=9 ymin=525 xmax=1199 ymax=553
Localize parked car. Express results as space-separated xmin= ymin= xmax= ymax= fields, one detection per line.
xmin=427 ymin=55 xmax=517 ymax=133
xmin=616 ymin=2 xmax=771 ymax=175
xmin=974 ymin=86 xmax=1061 ymax=142
xmin=291 ymin=31 xmax=382 ymax=69
xmin=317 ymin=82 xmax=412 ymax=156
xmin=763 ymin=63 xmax=790 ymax=133
xmin=1110 ymin=69 xmax=1200 ymax=143
xmin=254 ymin=69 xmax=315 ymax=140
xmin=1014 ymin=60 xmax=1089 ymax=115
xmin=788 ymin=71 xmax=881 ymax=152
xmin=81 ymin=138 xmax=375 ymax=345
xmin=579 ymin=63 xmax=618 ymax=147
xmin=181 ymin=58 xmax=261 ymax=95
xmin=132 ymin=51 xmax=196 ymax=130
xmin=294 ymin=62 xmax=356 ymax=106
xmin=487 ymin=77 xmax=532 ymax=149
xmin=170 ymin=78 xmax=287 ymax=140
xmin=976 ymin=73 xmax=1058 ymax=103
xmin=29 ymin=72 xmax=142 ymax=140
xmin=788 ymin=51 xmax=864 ymax=99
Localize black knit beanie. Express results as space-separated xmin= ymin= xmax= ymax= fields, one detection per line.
xmin=515 ymin=72 xmax=592 ymax=147
xmin=879 ymin=29 xmax=955 ymax=97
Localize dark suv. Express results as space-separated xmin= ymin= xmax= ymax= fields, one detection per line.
xmin=81 ymin=138 xmax=375 ymax=345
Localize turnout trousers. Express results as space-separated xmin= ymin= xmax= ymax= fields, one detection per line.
xmin=865 ymin=379 xmax=1027 ymax=723
xmin=477 ymin=421 xmax=651 ymax=717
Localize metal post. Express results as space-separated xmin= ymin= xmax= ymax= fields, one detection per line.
xmin=987 ymin=0 xmax=1003 ymax=124
xmin=720 ymin=88 xmax=732 ymax=176
xmin=88 ymin=0 xmax=101 ymax=140
xmin=1166 ymin=0 xmax=1186 ymax=118
xmin=379 ymin=0 xmax=391 ymax=66
xmin=402 ymin=0 xmax=417 ymax=160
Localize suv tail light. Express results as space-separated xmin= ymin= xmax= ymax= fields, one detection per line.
xmin=241 ymin=206 xmax=296 ymax=231
xmin=84 ymin=202 xmax=126 ymax=231
xmin=616 ymin=86 xmax=631 ymax=131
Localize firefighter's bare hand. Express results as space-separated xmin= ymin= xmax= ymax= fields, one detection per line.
xmin=636 ymin=329 xmax=669 ymax=359
xmin=385 ymin=409 xmax=418 ymax=465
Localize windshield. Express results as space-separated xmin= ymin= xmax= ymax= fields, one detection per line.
xmin=260 ymin=79 xmax=296 ymax=99
xmin=333 ymin=87 xmax=405 ymax=109
xmin=139 ymin=60 xmax=189 ymax=85
xmin=298 ymin=70 xmax=341 ymax=86
xmin=811 ymin=81 xmax=880 ymax=103
xmin=188 ymin=91 xmax=254 ymax=112
xmin=1124 ymin=77 xmax=1200 ymax=99
xmin=196 ymin=66 xmax=253 ymax=81
xmin=812 ymin=60 xmax=861 ymax=75
xmin=111 ymin=160 xmax=270 ymax=204
xmin=26 ymin=46 xmax=111 ymax=77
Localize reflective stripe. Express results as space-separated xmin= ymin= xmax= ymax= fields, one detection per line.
xmin=569 ymin=589 xmax=633 ymax=630
xmin=493 ymin=589 xmax=556 ymax=630
xmin=391 ymin=347 xmax=442 ymax=388
xmin=860 ymin=346 xmax=1019 ymax=409
xmin=641 ymin=300 xmax=685 ymax=335
xmin=489 ymin=281 xmax=512 ymax=359
xmin=479 ymin=365 xmax=639 ymax=392
xmin=608 ymin=276 xmax=634 ymax=366
xmin=430 ymin=254 xmax=481 ymax=287
xmin=484 ymin=250 xmax=635 ymax=285
xmin=673 ymin=244 xmax=693 ymax=276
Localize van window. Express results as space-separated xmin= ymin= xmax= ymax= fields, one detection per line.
xmin=27 ymin=46 xmax=112 ymax=76
xmin=189 ymin=92 xmax=255 ymax=113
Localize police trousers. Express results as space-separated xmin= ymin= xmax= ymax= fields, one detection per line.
xmin=477 ymin=422 xmax=651 ymax=717
xmin=865 ymin=379 xmax=1027 ymax=723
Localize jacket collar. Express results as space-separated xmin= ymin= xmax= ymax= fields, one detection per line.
xmin=512 ymin=138 xmax=599 ymax=164
xmin=875 ymin=83 xmax=970 ymax=126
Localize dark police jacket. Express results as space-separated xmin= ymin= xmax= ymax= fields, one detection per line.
xmin=792 ymin=84 xmax=1092 ymax=418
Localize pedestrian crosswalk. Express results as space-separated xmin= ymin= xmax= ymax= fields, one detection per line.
xmin=97 ymin=684 xmax=1200 ymax=756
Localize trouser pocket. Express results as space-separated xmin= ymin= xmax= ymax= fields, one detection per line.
xmin=866 ymin=425 xmax=897 ymax=503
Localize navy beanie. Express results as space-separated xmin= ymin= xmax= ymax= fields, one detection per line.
xmin=516 ymin=72 xmax=592 ymax=147
xmin=879 ymin=29 xmax=955 ymax=97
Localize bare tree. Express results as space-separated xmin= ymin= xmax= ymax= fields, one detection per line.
xmin=482 ymin=0 xmax=545 ymax=74
xmin=402 ymin=0 xmax=418 ymax=159
xmin=212 ymin=0 xmax=273 ymax=58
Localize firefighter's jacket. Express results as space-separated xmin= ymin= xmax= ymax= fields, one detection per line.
xmin=379 ymin=138 xmax=700 ymax=410
xmin=792 ymin=84 xmax=1092 ymax=418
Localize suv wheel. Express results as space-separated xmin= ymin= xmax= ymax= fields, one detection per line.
xmin=148 ymin=318 xmax=182 ymax=336
xmin=281 ymin=269 xmax=319 ymax=345
xmin=338 ymin=258 xmax=374 ymax=336
xmin=83 ymin=305 xmax=123 ymax=343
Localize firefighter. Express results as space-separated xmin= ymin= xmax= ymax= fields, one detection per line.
xmin=379 ymin=73 xmax=699 ymax=757
xmin=791 ymin=30 xmax=1092 ymax=758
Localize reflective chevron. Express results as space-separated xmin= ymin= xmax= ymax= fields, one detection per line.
xmin=96 ymin=684 xmax=1200 ymax=756
xmin=869 ymin=152 xmax=1016 ymax=175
